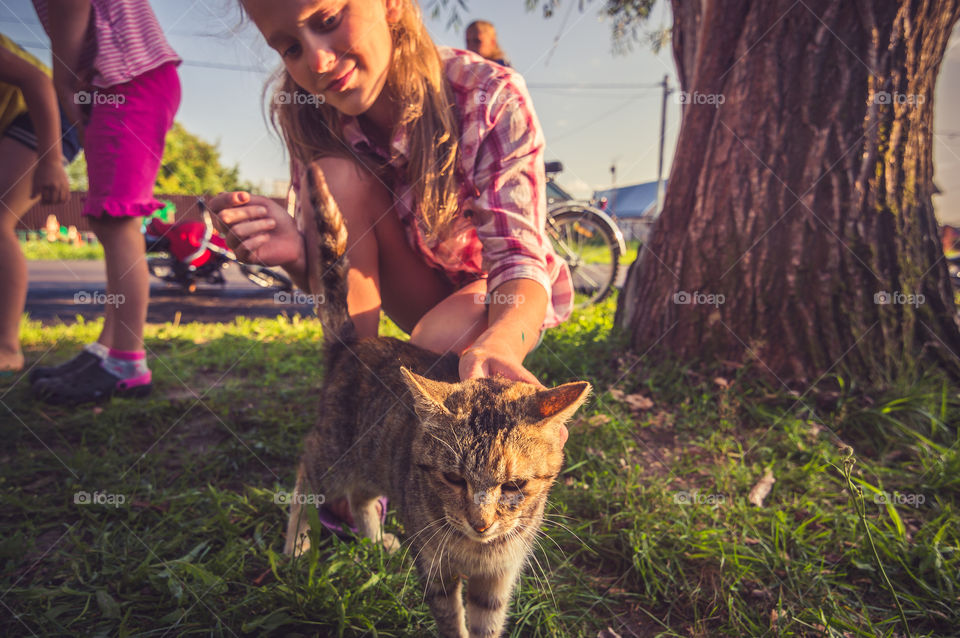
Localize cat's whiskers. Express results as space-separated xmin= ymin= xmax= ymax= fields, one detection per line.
xmin=400 ymin=517 xmax=452 ymax=598
xmin=520 ymin=525 xmax=559 ymax=611
xmin=421 ymin=525 xmax=457 ymax=606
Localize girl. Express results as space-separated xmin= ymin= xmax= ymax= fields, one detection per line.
xmin=28 ymin=0 xmax=181 ymax=405
xmin=212 ymin=0 xmax=572 ymax=387
xmin=0 ymin=32 xmax=78 ymax=375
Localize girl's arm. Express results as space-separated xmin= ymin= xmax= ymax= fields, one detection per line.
xmin=44 ymin=0 xmax=92 ymax=140
xmin=0 ymin=46 xmax=69 ymax=203
xmin=459 ymin=279 xmax=547 ymax=385
xmin=459 ymin=73 xmax=558 ymax=384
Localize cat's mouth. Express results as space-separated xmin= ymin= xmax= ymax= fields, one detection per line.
xmin=456 ymin=520 xmax=511 ymax=544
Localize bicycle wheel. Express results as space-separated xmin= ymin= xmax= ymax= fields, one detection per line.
xmin=547 ymin=206 xmax=621 ymax=306
xmin=240 ymin=264 xmax=293 ymax=291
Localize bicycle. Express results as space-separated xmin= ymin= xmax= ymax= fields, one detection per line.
xmin=143 ymin=200 xmax=292 ymax=294
xmin=544 ymin=161 xmax=627 ymax=306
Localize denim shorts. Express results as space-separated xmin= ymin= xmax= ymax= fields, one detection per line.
xmin=2 ymin=109 xmax=82 ymax=164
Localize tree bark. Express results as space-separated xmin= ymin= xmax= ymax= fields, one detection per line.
xmin=616 ymin=0 xmax=960 ymax=385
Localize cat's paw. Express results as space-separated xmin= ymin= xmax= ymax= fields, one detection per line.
xmin=287 ymin=532 xmax=311 ymax=557
xmin=380 ymin=532 xmax=400 ymax=555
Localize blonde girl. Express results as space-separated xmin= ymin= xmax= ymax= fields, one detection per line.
xmin=212 ymin=0 xmax=572 ymax=387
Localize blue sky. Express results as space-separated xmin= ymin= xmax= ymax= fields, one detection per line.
xmin=2 ymin=0 xmax=958 ymax=223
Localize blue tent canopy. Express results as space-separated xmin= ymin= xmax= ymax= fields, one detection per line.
xmin=593 ymin=180 xmax=667 ymax=219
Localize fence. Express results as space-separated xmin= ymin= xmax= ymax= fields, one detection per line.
xmin=17 ymin=192 xmax=286 ymax=233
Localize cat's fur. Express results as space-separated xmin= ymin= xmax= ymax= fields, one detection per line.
xmin=284 ymin=163 xmax=591 ymax=638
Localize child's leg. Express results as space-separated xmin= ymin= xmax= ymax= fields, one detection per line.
xmin=88 ymin=215 xmax=149 ymax=352
xmin=307 ymin=157 xmax=457 ymax=337
xmin=0 ymin=138 xmax=38 ymax=371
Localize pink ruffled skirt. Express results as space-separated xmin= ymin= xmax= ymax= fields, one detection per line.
xmin=82 ymin=62 xmax=181 ymax=218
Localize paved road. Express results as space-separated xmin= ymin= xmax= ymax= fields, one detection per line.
xmin=26 ymin=259 xmax=627 ymax=325
xmin=26 ymin=260 xmax=313 ymax=324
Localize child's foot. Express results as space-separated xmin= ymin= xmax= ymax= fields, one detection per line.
xmin=0 ymin=350 xmax=25 ymax=377
xmin=33 ymin=348 xmax=151 ymax=406
xmin=33 ymin=363 xmax=152 ymax=406
xmin=29 ymin=342 xmax=108 ymax=384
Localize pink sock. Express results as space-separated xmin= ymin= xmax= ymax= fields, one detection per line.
xmin=102 ymin=349 xmax=151 ymax=387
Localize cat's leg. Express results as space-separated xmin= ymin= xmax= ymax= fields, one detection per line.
xmin=349 ymin=492 xmax=399 ymax=554
xmin=465 ymin=567 xmax=521 ymax=638
xmin=283 ymin=464 xmax=311 ymax=556
xmin=416 ymin=561 xmax=468 ymax=638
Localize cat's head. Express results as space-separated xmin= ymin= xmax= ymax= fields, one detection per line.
xmin=400 ymin=367 xmax=591 ymax=544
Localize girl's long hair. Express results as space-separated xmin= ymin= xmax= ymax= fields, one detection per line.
xmin=267 ymin=0 xmax=461 ymax=240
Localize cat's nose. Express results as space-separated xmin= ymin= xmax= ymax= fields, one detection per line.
xmin=472 ymin=522 xmax=491 ymax=533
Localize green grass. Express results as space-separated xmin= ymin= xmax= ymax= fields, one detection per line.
xmin=20 ymin=239 xmax=105 ymax=260
xmin=2 ymin=298 xmax=958 ymax=636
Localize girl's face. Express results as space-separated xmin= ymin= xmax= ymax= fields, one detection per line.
xmin=244 ymin=0 xmax=400 ymax=120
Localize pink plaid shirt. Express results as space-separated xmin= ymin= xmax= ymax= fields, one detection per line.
xmin=296 ymin=47 xmax=572 ymax=329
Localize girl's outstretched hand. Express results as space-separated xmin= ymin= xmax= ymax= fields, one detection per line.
xmin=459 ymin=332 xmax=542 ymax=386
xmin=208 ymin=191 xmax=304 ymax=271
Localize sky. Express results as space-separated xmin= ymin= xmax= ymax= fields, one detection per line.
xmin=1 ymin=0 xmax=959 ymax=223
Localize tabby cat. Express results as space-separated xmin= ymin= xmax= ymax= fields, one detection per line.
xmin=284 ymin=164 xmax=591 ymax=638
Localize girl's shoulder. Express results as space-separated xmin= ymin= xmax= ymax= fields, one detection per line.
xmin=438 ymin=46 xmax=526 ymax=97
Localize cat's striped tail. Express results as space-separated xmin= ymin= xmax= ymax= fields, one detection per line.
xmin=306 ymin=163 xmax=357 ymax=344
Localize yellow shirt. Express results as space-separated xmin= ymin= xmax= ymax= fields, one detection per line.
xmin=0 ymin=32 xmax=52 ymax=135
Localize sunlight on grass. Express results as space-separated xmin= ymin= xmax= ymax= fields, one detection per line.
xmin=2 ymin=303 xmax=958 ymax=636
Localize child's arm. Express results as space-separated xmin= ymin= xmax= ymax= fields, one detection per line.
xmin=208 ymin=191 xmax=310 ymax=290
xmin=460 ymin=75 xmax=557 ymax=384
xmin=0 ymin=46 xmax=70 ymax=203
xmin=44 ymin=0 xmax=92 ymax=142
xmin=459 ymin=279 xmax=547 ymax=385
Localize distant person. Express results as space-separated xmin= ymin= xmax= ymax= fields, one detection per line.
xmin=0 ymin=32 xmax=78 ymax=376
xmin=28 ymin=0 xmax=181 ymax=405
xmin=466 ymin=20 xmax=511 ymax=67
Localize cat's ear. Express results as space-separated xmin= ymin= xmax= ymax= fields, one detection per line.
xmin=400 ymin=367 xmax=454 ymax=418
xmin=533 ymin=381 xmax=592 ymax=426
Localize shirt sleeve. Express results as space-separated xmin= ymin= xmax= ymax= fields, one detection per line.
xmin=467 ymin=73 xmax=553 ymax=301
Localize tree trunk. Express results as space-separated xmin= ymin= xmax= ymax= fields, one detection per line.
xmin=615 ymin=0 xmax=960 ymax=385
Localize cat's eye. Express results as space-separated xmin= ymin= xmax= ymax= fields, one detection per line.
xmin=443 ymin=472 xmax=466 ymax=487
xmin=501 ymin=480 xmax=528 ymax=493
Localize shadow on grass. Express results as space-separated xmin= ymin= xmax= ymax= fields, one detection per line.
xmin=1 ymin=305 xmax=958 ymax=637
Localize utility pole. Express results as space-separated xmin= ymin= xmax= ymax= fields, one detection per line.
xmin=655 ymin=74 xmax=671 ymax=217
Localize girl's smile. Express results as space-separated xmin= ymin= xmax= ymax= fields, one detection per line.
xmin=243 ymin=0 xmax=400 ymax=131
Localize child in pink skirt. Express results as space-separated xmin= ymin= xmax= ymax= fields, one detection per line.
xmin=29 ymin=0 xmax=181 ymax=405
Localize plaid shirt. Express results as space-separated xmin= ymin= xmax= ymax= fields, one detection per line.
xmin=296 ymin=47 xmax=572 ymax=329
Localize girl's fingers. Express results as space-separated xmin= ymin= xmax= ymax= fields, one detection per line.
xmin=228 ymin=217 xmax=276 ymax=240
xmin=218 ymin=204 xmax=269 ymax=226
xmin=239 ymin=232 xmax=272 ymax=261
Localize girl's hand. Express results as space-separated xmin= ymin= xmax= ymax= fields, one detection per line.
xmin=207 ymin=191 xmax=304 ymax=270
xmin=459 ymin=332 xmax=542 ymax=386
xmin=32 ymin=157 xmax=70 ymax=204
